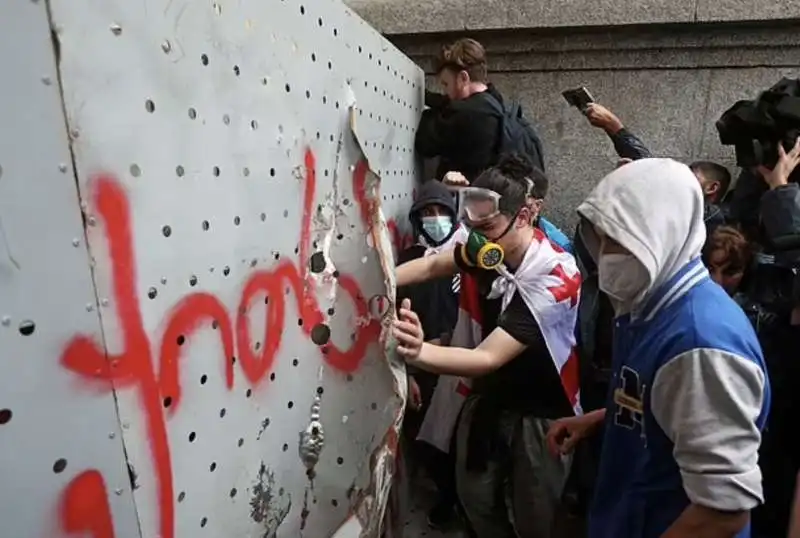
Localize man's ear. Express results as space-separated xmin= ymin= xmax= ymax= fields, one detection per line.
xmin=705 ymin=180 xmax=721 ymax=197
xmin=517 ymin=207 xmax=532 ymax=228
xmin=457 ymin=69 xmax=470 ymax=85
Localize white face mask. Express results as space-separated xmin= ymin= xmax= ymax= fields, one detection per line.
xmin=421 ymin=216 xmax=453 ymax=244
xmin=598 ymin=253 xmax=649 ymax=306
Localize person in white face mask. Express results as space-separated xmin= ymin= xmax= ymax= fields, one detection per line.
xmin=546 ymin=158 xmax=770 ymax=538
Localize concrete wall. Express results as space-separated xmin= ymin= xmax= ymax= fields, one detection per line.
xmin=345 ymin=0 xmax=800 ymax=229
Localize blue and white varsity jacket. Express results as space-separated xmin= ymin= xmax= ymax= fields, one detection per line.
xmin=576 ymin=158 xmax=771 ymax=538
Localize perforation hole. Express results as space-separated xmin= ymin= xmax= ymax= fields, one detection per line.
xmin=213 ymin=166 xmax=221 ymax=177
xmin=233 ymin=65 xmax=240 ymax=76
xmin=189 ymin=432 xmax=196 ymax=442
xmin=129 ymin=164 xmax=141 ymax=177
xmin=188 ymin=108 xmax=197 ymax=120
xmin=145 ymin=99 xmax=155 ymax=113
xmin=176 ymin=165 xmax=185 ymax=177
xmin=200 ymin=375 xmax=208 ymax=385
xmin=201 ymin=518 xmax=208 ymax=528
xmin=250 ymin=120 xmax=258 ymax=130
xmin=162 ymin=225 xmax=172 ymax=238
xmin=0 ymin=409 xmax=12 ymax=425
xmin=310 ymin=324 xmax=331 ymax=346
xmin=178 ymin=492 xmax=186 ymax=502
xmin=309 ymin=252 xmax=326 ymax=273
xmin=201 ymin=54 xmax=209 ymax=66
xmin=19 ymin=320 xmax=35 ymax=336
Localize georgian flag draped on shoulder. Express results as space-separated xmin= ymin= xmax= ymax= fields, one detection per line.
xmin=417 ymin=227 xmax=582 ymax=453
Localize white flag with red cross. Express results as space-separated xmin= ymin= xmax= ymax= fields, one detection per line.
xmin=417 ymin=228 xmax=582 ymax=453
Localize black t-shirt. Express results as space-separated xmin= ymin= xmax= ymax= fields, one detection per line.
xmin=468 ymin=268 xmax=573 ymax=419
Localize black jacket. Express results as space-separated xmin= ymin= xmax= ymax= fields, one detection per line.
xmin=416 ymin=86 xmax=504 ymax=183
xmin=397 ymin=180 xmax=460 ymax=342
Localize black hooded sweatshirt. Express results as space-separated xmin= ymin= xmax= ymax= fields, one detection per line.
xmin=396 ymin=180 xmax=460 ymax=342
xmin=415 ymin=85 xmax=505 ymax=183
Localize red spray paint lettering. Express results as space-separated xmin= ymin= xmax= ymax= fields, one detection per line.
xmin=351 ymin=159 xmax=413 ymax=255
xmin=58 ymin=149 xmax=386 ymax=538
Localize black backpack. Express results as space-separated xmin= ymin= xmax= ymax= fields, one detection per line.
xmin=485 ymin=94 xmax=546 ymax=173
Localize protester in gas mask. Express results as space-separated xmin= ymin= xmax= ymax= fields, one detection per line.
xmin=396 ymin=179 xmax=461 ymax=530
xmin=393 ymin=158 xmax=582 ymax=538
xmin=546 ymin=158 xmax=770 ymax=538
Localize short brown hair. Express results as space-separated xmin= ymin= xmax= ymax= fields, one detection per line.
xmin=434 ymin=38 xmax=487 ymax=83
xmin=703 ymin=226 xmax=752 ymax=271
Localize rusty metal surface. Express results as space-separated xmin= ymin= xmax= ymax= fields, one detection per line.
xmin=0 ymin=0 xmax=423 ymax=536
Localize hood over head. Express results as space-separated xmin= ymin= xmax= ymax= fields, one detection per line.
xmin=409 ymin=180 xmax=458 ymax=246
xmin=576 ymin=158 xmax=706 ymax=307
xmin=410 ymin=180 xmax=457 ymax=219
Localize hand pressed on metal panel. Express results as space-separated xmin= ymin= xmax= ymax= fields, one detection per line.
xmin=393 ymin=298 xmax=424 ymax=361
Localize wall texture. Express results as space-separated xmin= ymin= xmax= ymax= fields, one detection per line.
xmin=345 ymin=0 xmax=800 ymax=229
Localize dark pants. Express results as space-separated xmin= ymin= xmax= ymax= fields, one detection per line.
xmin=455 ymin=396 xmax=572 ymax=538
xmin=403 ymin=372 xmax=458 ymax=508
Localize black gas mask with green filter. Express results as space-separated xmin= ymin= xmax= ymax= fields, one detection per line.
xmin=455 ymin=187 xmax=520 ymax=271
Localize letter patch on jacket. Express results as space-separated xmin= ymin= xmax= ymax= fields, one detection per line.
xmin=613 ymin=366 xmax=646 ymax=438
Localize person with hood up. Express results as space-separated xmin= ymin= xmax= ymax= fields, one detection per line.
xmin=396 ymin=179 xmax=462 ymax=529
xmin=546 ymin=158 xmax=770 ymax=538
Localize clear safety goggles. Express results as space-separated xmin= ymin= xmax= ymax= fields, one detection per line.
xmin=454 ymin=187 xmax=502 ymax=226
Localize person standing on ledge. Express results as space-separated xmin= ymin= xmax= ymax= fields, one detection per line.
xmin=416 ymin=38 xmax=545 ymax=185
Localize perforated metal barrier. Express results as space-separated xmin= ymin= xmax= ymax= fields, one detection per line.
xmin=0 ymin=1 xmax=422 ymax=537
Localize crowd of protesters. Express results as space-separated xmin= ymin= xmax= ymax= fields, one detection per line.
xmin=391 ymin=37 xmax=800 ymax=538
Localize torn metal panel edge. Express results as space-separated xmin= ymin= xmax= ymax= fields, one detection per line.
xmin=327 ymin=104 xmax=407 ymax=538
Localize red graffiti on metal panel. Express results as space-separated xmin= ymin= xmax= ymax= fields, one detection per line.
xmin=57 ymin=149 xmax=383 ymax=538
xmin=351 ymin=158 xmax=413 ymax=254
xmin=59 ymin=470 xmax=114 ymax=538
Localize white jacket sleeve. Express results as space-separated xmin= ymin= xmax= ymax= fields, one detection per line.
xmin=651 ymin=348 xmax=766 ymax=511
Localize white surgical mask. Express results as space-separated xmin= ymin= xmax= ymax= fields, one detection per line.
xmin=598 ymin=253 xmax=649 ymax=306
xmin=421 ymin=216 xmax=453 ymax=244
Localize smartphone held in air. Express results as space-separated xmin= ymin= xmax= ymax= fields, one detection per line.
xmin=562 ymin=87 xmax=594 ymax=111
